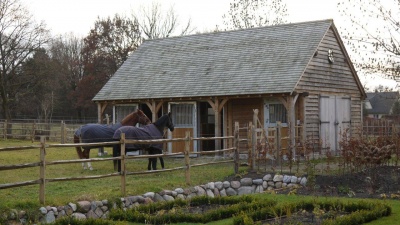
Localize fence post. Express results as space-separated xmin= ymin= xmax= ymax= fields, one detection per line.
xmin=120 ymin=133 xmax=126 ymax=196
xmin=184 ymin=131 xmax=191 ymax=185
xmin=277 ymin=121 xmax=282 ymax=166
xmin=247 ymin=122 xmax=252 ymax=169
xmin=252 ymin=109 xmax=258 ymax=171
xmin=60 ymin=121 xmax=65 ymax=144
xmin=234 ymin=122 xmax=239 ymax=174
xmin=4 ymin=119 xmax=7 ymax=140
xmin=39 ymin=136 xmax=46 ymax=204
xmin=31 ymin=121 xmax=35 ymax=143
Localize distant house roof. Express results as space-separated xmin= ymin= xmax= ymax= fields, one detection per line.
xmin=93 ymin=19 xmax=348 ymax=101
xmin=366 ymin=92 xmax=399 ymax=114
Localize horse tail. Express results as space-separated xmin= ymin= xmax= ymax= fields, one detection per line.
xmin=74 ymin=134 xmax=84 ymax=159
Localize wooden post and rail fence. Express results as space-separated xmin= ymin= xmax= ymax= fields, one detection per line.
xmin=0 ymin=122 xmax=241 ymax=205
xmin=0 ymin=110 xmax=305 ymax=204
xmin=0 ymin=108 xmax=329 ymax=205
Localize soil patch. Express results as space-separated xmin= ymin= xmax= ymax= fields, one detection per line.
xmin=230 ymin=165 xmax=400 ymax=199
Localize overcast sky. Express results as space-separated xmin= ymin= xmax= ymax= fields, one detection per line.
xmin=20 ymin=0 xmax=398 ymax=90
xmin=21 ymin=0 xmax=339 ymax=36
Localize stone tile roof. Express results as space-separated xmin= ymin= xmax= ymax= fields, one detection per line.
xmin=366 ymin=92 xmax=399 ymax=114
xmin=93 ymin=20 xmax=333 ymax=101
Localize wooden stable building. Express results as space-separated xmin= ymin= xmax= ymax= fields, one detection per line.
xmin=93 ymin=19 xmax=366 ymax=156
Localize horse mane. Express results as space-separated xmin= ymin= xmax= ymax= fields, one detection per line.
xmin=120 ymin=111 xmax=135 ymax=124
xmin=154 ymin=113 xmax=168 ymax=126
xmin=120 ymin=109 xmax=150 ymax=125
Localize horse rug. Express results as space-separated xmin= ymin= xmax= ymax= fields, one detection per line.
xmin=113 ymin=124 xmax=163 ymax=151
xmin=75 ymin=123 xmax=122 ymax=143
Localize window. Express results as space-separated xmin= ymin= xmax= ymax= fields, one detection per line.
xmin=171 ymin=104 xmax=194 ymax=127
xmin=207 ymin=108 xmax=215 ymax=124
xmin=114 ymin=105 xmax=138 ymax=123
xmin=269 ymin=104 xmax=287 ymax=123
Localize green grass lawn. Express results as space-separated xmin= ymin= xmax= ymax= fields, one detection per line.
xmin=0 ymin=139 xmax=245 ymax=210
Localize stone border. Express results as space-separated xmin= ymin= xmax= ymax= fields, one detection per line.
xmin=8 ymin=174 xmax=307 ymax=224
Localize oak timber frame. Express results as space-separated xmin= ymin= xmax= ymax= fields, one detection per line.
xmin=95 ymin=92 xmax=307 ymax=159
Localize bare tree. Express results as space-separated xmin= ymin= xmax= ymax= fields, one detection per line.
xmin=72 ymin=14 xmax=142 ymax=120
xmin=19 ymin=48 xmax=57 ymax=123
xmin=222 ymin=0 xmax=288 ymax=30
xmin=49 ymin=34 xmax=85 ymax=118
xmin=132 ymin=2 xmax=194 ymax=39
xmin=0 ymin=0 xmax=50 ymax=121
xmin=338 ymin=0 xmax=400 ymax=80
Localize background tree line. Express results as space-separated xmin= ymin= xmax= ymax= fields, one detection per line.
xmin=0 ymin=0 xmax=397 ymax=123
xmin=0 ymin=0 xmax=197 ymax=123
xmin=0 ymin=0 xmax=288 ymax=123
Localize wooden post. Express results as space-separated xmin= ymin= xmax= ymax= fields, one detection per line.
xmin=31 ymin=121 xmax=36 ymax=143
xmin=39 ymin=136 xmax=46 ymax=204
xmin=97 ymin=103 xmax=106 ymax=156
xmin=289 ymin=95 xmax=297 ymax=160
xmin=105 ymin=114 xmax=110 ymax=125
xmin=234 ymin=122 xmax=239 ymax=174
xmin=223 ymin=106 xmax=228 ymax=157
xmin=207 ymin=98 xmax=228 ymax=156
xmin=247 ymin=122 xmax=252 ymax=168
xmin=4 ymin=119 xmax=7 ymax=140
xmin=277 ymin=121 xmax=282 ymax=166
xmin=145 ymin=100 xmax=163 ymax=123
xmin=120 ymin=133 xmax=126 ymax=196
xmin=97 ymin=103 xmax=103 ymax=123
xmin=60 ymin=121 xmax=65 ymax=144
xmin=252 ymin=109 xmax=258 ymax=171
xmin=184 ymin=131 xmax=191 ymax=185
xmin=213 ymin=100 xmax=221 ymax=155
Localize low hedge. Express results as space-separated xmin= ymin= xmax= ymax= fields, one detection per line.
xmin=52 ymin=195 xmax=391 ymax=225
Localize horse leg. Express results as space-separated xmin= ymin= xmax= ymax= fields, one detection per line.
xmin=151 ymin=157 xmax=157 ymax=170
xmin=113 ymin=144 xmax=121 ymax=172
xmin=159 ymin=157 xmax=165 ymax=169
xmin=74 ymin=135 xmax=87 ymax=170
xmin=147 ymin=148 xmax=154 ymax=170
xmin=148 ymin=158 xmax=152 ymax=170
xmin=83 ymin=149 xmax=93 ymax=170
xmin=150 ymin=148 xmax=162 ymax=170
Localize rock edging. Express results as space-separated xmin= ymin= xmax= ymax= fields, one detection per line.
xmin=9 ymin=174 xmax=307 ymax=224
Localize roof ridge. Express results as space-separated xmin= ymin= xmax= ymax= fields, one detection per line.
xmin=143 ymin=19 xmax=334 ymax=43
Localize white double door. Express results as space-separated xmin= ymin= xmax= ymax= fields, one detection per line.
xmin=320 ymin=96 xmax=351 ymax=152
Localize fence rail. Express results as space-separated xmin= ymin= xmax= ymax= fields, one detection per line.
xmin=6 ymin=115 xmax=400 ymax=204
xmin=363 ymin=118 xmax=400 ymax=138
xmin=0 ymin=120 xmax=82 ymax=143
xmin=0 ymin=125 xmax=241 ymax=204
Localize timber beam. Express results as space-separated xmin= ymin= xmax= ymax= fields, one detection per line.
xmin=145 ymin=100 xmax=164 ymax=122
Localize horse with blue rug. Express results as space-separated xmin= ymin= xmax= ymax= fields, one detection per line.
xmin=113 ymin=112 xmax=174 ymax=172
xmin=74 ymin=109 xmax=151 ymax=170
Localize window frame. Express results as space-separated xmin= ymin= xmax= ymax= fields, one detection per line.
xmin=264 ymin=99 xmax=288 ymax=128
xmin=113 ymin=104 xmax=139 ymax=124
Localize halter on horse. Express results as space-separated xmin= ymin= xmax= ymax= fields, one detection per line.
xmin=113 ymin=112 xmax=175 ymax=172
xmin=74 ymin=109 xmax=151 ymax=170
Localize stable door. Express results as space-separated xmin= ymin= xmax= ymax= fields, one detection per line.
xmin=320 ymin=96 xmax=351 ymax=152
xmin=168 ymin=102 xmax=197 ymax=153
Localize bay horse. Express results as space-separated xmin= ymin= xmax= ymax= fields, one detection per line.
xmin=74 ymin=109 xmax=151 ymax=170
xmin=113 ymin=112 xmax=174 ymax=172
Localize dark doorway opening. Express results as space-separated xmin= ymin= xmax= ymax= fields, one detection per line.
xmin=199 ymin=102 xmax=215 ymax=151
xmin=139 ymin=104 xmax=152 ymax=122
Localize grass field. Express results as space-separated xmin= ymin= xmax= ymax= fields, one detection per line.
xmin=0 ymin=139 xmax=244 ymax=210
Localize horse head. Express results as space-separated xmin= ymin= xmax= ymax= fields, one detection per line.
xmin=167 ymin=112 xmax=174 ymax=132
xmin=137 ymin=109 xmax=151 ymax=125
xmin=154 ymin=112 xmax=174 ymax=132
xmin=121 ymin=109 xmax=151 ymax=126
